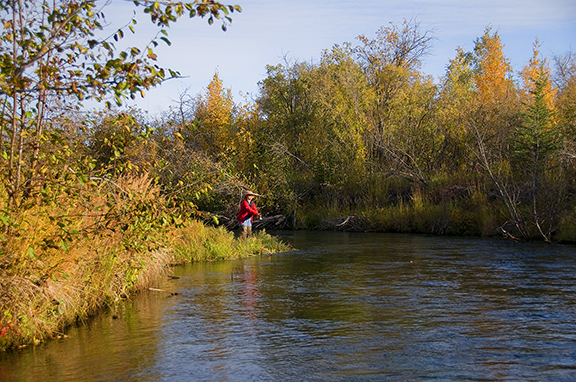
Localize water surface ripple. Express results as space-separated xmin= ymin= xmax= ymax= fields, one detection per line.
xmin=2 ymin=232 xmax=576 ymax=381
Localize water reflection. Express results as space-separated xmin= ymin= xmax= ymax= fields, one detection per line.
xmin=2 ymin=232 xmax=576 ymax=381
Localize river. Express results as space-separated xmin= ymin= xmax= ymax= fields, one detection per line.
xmin=2 ymin=231 xmax=576 ymax=381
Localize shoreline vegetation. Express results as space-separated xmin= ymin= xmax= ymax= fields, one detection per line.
xmin=0 ymin=181 xmax=290 ymax=351
xmin=3 ymin=167 xmax=574 ymax=352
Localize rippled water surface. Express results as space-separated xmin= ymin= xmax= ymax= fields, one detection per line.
xmin=2 ymin=232 xmax=576 ymax=381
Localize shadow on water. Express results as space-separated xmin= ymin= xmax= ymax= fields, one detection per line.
xmin=2 ymin=232 xmax=576 ymax=381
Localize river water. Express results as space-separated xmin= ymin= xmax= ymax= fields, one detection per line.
xmin=2 ymin=231 xmax=576 ymax=381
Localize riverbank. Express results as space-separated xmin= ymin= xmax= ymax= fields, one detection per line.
xmin=229 ymin=193 xmax=576 ymax=244
xmin=3 ymin=179 xmax=574 ymax=351
xmin=0 ymin=206 xmax=289 ymax=352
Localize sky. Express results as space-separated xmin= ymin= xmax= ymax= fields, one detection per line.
xmin=101 ymin=0 xmax=576 ymax=114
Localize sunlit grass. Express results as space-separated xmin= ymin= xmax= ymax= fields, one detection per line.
xmin=0 ymin=176 xmax=289 ymax=351
xmin=170 ymin=219 xmax=290 ymax=262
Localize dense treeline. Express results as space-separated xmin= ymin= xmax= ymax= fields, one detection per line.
xmin=162 ymin=20 xmax=576 ymax=243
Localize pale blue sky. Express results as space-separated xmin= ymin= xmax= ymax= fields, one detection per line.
xmin=102 ymin=0 xmax=576 ymax=113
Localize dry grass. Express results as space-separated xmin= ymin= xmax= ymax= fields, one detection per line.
xmin=0 ymin=175 xmax=170 ymax=349
xmin=0 ymin=174 xmax=289 ymax=350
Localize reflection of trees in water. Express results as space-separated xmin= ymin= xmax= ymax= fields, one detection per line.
xmin=240 ymin=266 xmax=260 ymax=320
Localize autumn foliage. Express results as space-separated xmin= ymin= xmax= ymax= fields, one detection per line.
xmin=170 ymin=24 xmax=576 ymax=243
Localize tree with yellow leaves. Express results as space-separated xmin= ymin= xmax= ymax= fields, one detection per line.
xmin=466 ymin=28 xmax=521 ymax=160
xmin=520 ymin=40 xmax=556 ymax=109
xmin=473 ymin=28 xmax=515 ymax=107
xmin=232 ymin=98 xmax=260 ymax=176
xmin=354 ymin=18 xmax=434 ymax=175
xmin=436 ymin=47 xmax=475 ymax=171
xmin=193 ymin=72 xmax=235 ymax=160
xmin=459 ymin=28 xmax=525 ymax=239
xmin=553 ymin=52 xmax=576 ymax=160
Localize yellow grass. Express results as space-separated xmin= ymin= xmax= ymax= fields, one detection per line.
xmin=0 ymin=175 xmax=289 ymax=350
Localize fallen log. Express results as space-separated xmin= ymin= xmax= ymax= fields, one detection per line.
xmin=203 ymin=212 xmax=291 ymax=230
xmin=253 ymin=214 xmax=289 ymax=230
xmin=320 ymin=215 xmax=365 ymax=231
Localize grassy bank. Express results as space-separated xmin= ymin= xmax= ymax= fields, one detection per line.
xmin=170 ymin=220 xmax=289 ymax=262
xmin=0 ymin=176 xmax=289 ymax=351
xmin=293 ymin=182 xmax=576 ymax=243
xmin=0 ymin=220 xmax=288 ymax=351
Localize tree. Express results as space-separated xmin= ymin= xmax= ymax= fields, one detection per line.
xmin=516 ymin=41 xmax=558 ymax=168
xmin=232 ymin=97 xmax=260 ymax=177
xmin=0 ymin=0 xmax=241 ymax=207
xmin=253 ymin=59 xmax=319 ymax=210
xmin=459 ymin=28 xmax=526 ymax=238
xmin=353 ymin=18 xmax=434 ymax=162
xmin=439 ymin=31 xmax=517 ymax=174
xmin=87 ymin=109 xmax=156 ymax=175
xmin=383 ymin=74 xmax=439 ymax=185
xmin=436 ymin=47 xmax=475 ymax=171
xmin=473 ymin=28 xmax=515 ymax=107
xmin=469 ymin=28 xmax=519 ymax=157
xmin=553 ymin=51 xmax=576 ymax=158
xmin=520 ymin=40 xmax=556 ymax=108
xmin=310 ymin=43 xmax=370 ymax=185
xmin=192 ymin=71 xmax=235 ymax=159
xmin=256 ymin=59 xmax=317 ymax=170
xmin=355 ymin=18 xmax=433 ymax=74
xmin=512 ymin=66 xmax=561 ymax=242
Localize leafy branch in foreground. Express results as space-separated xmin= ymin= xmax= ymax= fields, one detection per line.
xmin=0 ymin=0 xmax=240 ymax=207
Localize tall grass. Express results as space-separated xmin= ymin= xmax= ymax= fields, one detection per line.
xmin=0 ymin=175 xmax=289 ymax=351
xmin=296 ymin=176 xmax=503 ymax=237
xmin=169 ymin=219 xmax=290 ymax=262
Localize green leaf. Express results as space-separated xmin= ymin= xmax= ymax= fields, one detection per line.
xmin=0 ymin=213 xmax=12 ymax=226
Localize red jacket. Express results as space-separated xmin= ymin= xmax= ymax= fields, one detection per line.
xmin=237 ymin=200 xmax=259 ymax=223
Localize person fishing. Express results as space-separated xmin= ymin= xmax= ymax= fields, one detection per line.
xmin=237 ymin=190 xmax=260 ymax=239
